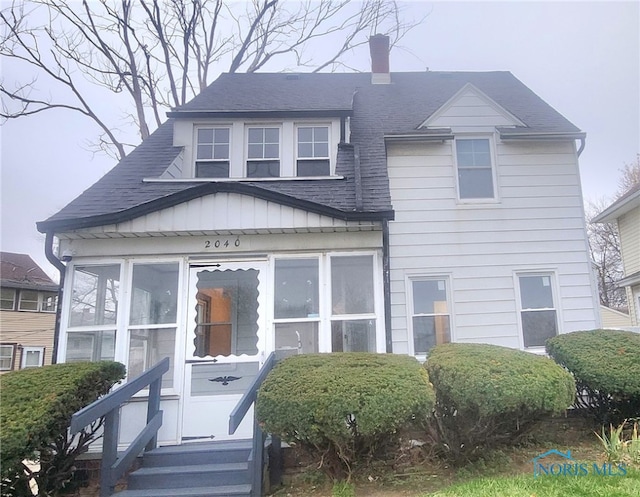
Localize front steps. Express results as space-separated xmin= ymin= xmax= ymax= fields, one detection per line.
xmin=113 ymin=439 xmax=253 ymax=497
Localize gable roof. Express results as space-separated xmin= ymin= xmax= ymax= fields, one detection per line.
xmin=38 ymin=71 xmax=583 ymax=234
xmin=0 ymin=252 xmax=57 ymax=291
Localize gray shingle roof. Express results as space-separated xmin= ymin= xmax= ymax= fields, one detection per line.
xmin=38 ymin=71 xmax=582 ymax=233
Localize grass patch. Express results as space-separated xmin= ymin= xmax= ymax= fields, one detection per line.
xmin=427 ymin=468 xmax=640 ymax=496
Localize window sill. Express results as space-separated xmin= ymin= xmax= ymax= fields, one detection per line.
xmin=143 ymin=175 xmax=344 ymax=183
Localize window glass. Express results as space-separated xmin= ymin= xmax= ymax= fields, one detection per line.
xmin=456 ymin=138 xmax=494 ymax=199
xmin=69 ymin=265 xmax=120 ymax=327
xmin=275 ymin=322 xmax=319 ymax=354
xmin=0 ymin=345 xmax=14 ymax=370
xmin=22 ymin=347 xmax=44 ymax=368
xmin=519 ymin=274 xmax=557 ymax=348
xmin=248 ymin=127 xmax=279 ymax=159
xmin=331 ymin=256 xmax=374 ymax=315
xmin=129 ymin=328 xmax=176 ymax=388
xmin=411 ymin=279 xmax=451 ymax=355
xmin=0 ymin=289 xmax=15 ymax=310
xmin=297 ymin=126 xmax=329 ymax=158
xmin=331 ymin=319 xmax=375 ymax=352
xmin=42 ymin=292 xmax=58 ymax=312
xmin=196 ymin=128 xmax=229 ymax=160
xmin=129 ymin=263 xmax=179 ymax=326
xmin=18 ymin=290 xmax=38 ymax=311
xmin=274 ymin=259 xmax=319 ymax=319
xmin=65 ymin=331 xmax=116 ymax=362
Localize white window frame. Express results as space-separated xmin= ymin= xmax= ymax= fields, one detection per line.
xmin=0 ymin=344 xmax=16 ymax=371
xmin=21 ymin=346 xmax=45 ymax=368
xmin=18 ymin=289 xmax=39 ymax=311
xmin=245 ymin=125 xmax=282 ymax=178
xmin=193 ymin=125 xmax=232 ymax=178
xmin=453 ymin=135 xmax=498 ymax=202
xmin=407 ymin=275 xmax=453 ymax=358
xmin=515 ymin=271 xmax=560 ymax=349
xmin=295 ymin=123 xmax=332 ymax=177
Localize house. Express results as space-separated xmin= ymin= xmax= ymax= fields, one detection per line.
xmin=593 ymin=183 xmax=640 ymax=328
xmin=37 ymin=35 xmax=600 ymax=447
xmin=0 ymin=252 xmax=58 ymax=372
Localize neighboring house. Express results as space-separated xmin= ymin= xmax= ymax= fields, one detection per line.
xmin=0 ymin=252 xmax=58 ymax=372
xmin=600 ymin=305 xmax=633 ymax=329
xmin=37 ymin=36 xmax=599 ymax=446
xmin=593 ymin=183 xmax=640 ymax=328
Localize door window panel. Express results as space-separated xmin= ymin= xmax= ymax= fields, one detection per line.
xmin=193 ymin=269 xmax=259 ymax=357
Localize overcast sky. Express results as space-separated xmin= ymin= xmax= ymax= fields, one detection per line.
xmin=1 ymin=1 xmax=639 ymax=279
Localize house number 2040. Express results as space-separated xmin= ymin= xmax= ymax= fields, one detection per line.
xmin=204 ymin=237 xmax=240 ymax=249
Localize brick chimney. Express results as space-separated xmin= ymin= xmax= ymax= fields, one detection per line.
xmin=369 ymin=34 xmax=390 ymax=84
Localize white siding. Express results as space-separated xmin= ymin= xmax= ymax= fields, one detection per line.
xmin=618 ymin=206 xmax=640 ymax=325
xmin=68 ymin=192 xmax=374 ymax=238
xmin=387 ymin=138 xmax=599 ymax=353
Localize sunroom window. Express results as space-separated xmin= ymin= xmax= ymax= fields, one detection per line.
xmin=247 ymin=127 xmax=280 ymax=177
xmin=196 ymin=127 xmax=230 ymax=178
xmin=274 ymin=258 xmax=320 ymax=354
xmin=331 ymin=255 xmax=376 ymax=352
xmin=1 ymin=289 xmax=15 ymax=310
xmin=297 ymin=126 xmax=330 ymax=176
xmin=66 ymin=264 xmax=120 ymax=362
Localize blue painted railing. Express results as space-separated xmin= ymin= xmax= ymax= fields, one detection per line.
xmin=70 ymin=357 xmax=170 ymax=497
xmin=229 ymin=351 xmax=281 ymax=497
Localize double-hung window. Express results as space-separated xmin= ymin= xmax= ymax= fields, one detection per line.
xmin=1 ymin=289 xmax=15 ymax=310
xmin=66 ymin=264 xmax=119 ymax=362
xmin=0 ymin=344 xmax=15 ymax=371
xmin=518 ymin=273 xmax=558 ymax=348
xmin=297 ymin=126 xmax=330 ymax=176
xmin=274 ymin=258 xmax=320 ymax=354
xmin=18 ymin=290 xmax=39 ymax=311
xmin=247 ymin=127 xmax=280 ymax=177
xmin=196 ymin=127 xmax=230 ymax=178
xmin=410 ymin=278 xmax=451 ymax=355
xmin=455 ymin=138 xmax=495 ymax=199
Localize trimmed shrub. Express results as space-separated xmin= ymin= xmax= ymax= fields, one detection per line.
xmin=426 ymin=343 xmax=575 ymax=461
xmin=1 ymin=361 xmax=126 ymax=496
xmin=546 ymin=329 xmax=640 ymax=424
xmin=256 ymin=353 xmax=435 ymax=479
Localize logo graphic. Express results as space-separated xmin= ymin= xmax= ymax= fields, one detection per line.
xmin=532 ymin=449 xmax=627 ymax=478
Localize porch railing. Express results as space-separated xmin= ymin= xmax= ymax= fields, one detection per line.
xmin=229 ymin=351 xmax=282 ymax=497
xmin=69 ymin=357 xmax=170 ymax=497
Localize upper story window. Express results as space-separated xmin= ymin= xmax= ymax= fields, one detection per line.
xmin=14 ymin=290 xmax=58 ymax=313
xmin=196 ymin=127 xmax=230 ymax=178
xmin=247 ymin=127 xmax=280 ymax=178
xmin=297 ymin=126 xmax=330 ymax=176
xmin=455 ymin=138 xmax=495 ymax=200
xmin=1 ymin=289 xmax=15 ymax=310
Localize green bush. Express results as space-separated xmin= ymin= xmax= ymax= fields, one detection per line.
xmin=426 ymin=343 xmax=575 ymax=461
xmin=546 ymin=329 xmax=640 ymax=424
xmin=1 ymin=361 xmax=125 ymax=496
xmin=256 ymin=353 xmax=435 ymax=479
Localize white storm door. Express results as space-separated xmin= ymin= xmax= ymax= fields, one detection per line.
xmin=182 ymin=261 xmax=267 ymax=441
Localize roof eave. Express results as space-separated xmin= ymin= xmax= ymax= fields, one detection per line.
xmin=617 ymin=270 xmax=640 ymax=288
xmin=166 ymin=109 xmax=353 ymax=119
xmin=592 ymin=189 xmax=640 ymax=223
xmin=37 ymin=183 xmax=394 ymax=234
xmin=498 ymin=130 xmax=586 ymax=140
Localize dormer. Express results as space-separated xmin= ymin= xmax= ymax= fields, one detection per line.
xmin=168 ymin=115 xmax=346 ymax=180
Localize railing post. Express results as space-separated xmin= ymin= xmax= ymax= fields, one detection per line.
xmin=251 ymin=412 xmax=265 ymax=497
xmin=269 ymin=434 xmax=283 ymax=489
xmin=146 ymin=376 xmax=162 ymax=452
xmin=100 ymin=409 xmax=120 ymax=497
